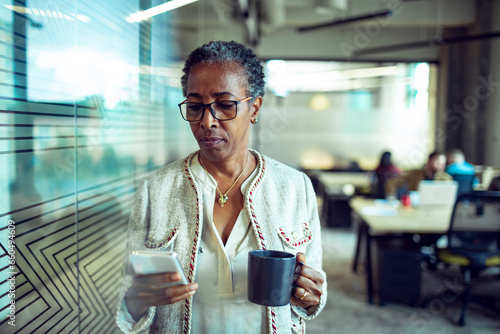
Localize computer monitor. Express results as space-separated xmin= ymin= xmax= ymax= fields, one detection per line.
xmin=417 ymin=180 xmax=459 ymax=207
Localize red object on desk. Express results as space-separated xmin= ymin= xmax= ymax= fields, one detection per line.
xmin=401 ymin=194 xmax=411 ymax=207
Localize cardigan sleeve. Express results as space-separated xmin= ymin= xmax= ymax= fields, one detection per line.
xmin=116 ymin=180 xmax=157 ymax=333
xmin=291 ymin=173 xmax=328 ymax=320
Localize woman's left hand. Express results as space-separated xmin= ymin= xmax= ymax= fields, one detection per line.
xmin=291 ymin=252 xmax=324 ymax=311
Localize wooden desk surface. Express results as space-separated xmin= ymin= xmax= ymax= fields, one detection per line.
xmin=317 ymin=172 xmax=372 ymax=188
xmin=349 ymin=197 xmax=453 ymax=234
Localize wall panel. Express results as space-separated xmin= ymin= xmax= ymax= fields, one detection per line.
xmin=0 ymin=1 xmax=191 ymax=333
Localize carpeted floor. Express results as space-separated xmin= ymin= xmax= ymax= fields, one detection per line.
xmin=306 ymin=228 xmax=500 ymax=334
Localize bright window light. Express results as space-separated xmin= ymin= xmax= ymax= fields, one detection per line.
xmin=413 ymin=62 xmax=430 ymax=91
xmin=267 ymin=60 xmax=288 ymax=74
xmin=126 ymin=0 xmax=199 ymax=23
xmin=266 ymin=61 xmax=403 ymax=93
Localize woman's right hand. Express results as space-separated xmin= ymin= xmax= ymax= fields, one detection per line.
xmin=125 ymin=272 xmax=198 ymax=321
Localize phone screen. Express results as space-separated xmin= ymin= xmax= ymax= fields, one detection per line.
xmin=129 ymin=250 xmax=188 ymax=286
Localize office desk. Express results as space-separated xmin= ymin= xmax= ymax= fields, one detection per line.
xmin=317 ymin=172 xmax=372 ymax=191
xmin=350 ymin=197 xmax=453 ymax=304
xmin=317 ymin=172 xmax=372 ymax=227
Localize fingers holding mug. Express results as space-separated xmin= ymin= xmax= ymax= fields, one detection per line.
xmin=292 ymin=277 xmax=319 ymax=308
xmin=294 ymin=287 xmax=310 ymax=301
xmin=291 ymin=252 xmax=324 ymax=309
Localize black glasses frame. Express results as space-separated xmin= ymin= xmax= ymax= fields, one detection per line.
xmin=178 ymin=97 xmax=252 ymax=122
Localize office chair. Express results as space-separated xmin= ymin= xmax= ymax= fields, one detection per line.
xmin=436 ymin=191 xmax=500 ymax=326
xmin=452 ymin=174 xmax=475 ymax=197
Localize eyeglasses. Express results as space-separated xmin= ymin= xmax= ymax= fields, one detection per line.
xmin=178 ymin=97 xmax=252 ymax=122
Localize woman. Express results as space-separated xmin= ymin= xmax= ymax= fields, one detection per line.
xmin=116 ymin=41 xmax=326 ymax=334
xmin=374 ymin=151 xmax=401 ymax=199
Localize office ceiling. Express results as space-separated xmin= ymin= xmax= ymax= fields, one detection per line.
xmin=171 ymin=0 xmax=478 ymax=62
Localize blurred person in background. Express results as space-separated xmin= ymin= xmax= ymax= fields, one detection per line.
xmin=445 ymin=148 xmax=478 ymax=194
xmin=445 ymin=148 xmax=475 ymax=177
xmin=373 ymin=151 xmax=401 ymax=199
xmin=385 ymin=151 xmax=452 ymax=199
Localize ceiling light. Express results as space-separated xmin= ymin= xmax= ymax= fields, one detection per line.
xmin=310 ymin=94 xmax=330 ymax=111
xmin=5 ymin=5 xmax=90 ymax=22
xmin=126 ymin=0 xmax=198 ymax=23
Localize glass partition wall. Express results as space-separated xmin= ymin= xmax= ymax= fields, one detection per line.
xmin=0 ymin=1 xmax=194 ymax=333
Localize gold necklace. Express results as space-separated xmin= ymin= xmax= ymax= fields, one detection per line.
xmin=199 ymin=153 xmax=250 ymax=208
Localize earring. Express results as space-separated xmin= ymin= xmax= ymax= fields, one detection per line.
xmin=251 ymin=118 xmax=258 ymax=124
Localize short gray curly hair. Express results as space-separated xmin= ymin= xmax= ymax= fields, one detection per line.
xmin=181 ymin=40 xmax=266 ymax=98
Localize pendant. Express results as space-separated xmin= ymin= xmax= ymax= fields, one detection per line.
xmin=218 ymin=194 xmax=228 ymax=208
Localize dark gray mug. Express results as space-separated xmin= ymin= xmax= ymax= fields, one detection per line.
xmin=247 ymin=250 xmax=299 ymax=306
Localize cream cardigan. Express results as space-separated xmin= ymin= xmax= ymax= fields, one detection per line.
xmin=116 ymin=150 xmax=327 ymax=334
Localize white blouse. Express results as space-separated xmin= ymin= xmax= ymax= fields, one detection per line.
xmin=190 ymin=154 xmax=265 ymax=334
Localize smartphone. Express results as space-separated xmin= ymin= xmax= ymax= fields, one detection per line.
xmin=129 ymin=250 xmax=189 ymax=286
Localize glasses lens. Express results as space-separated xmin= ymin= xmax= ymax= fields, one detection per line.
xmin=213 ymin=101 xmax=237 ymax=120
xmin=182 ymin=103 xmax=203 ymax=121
